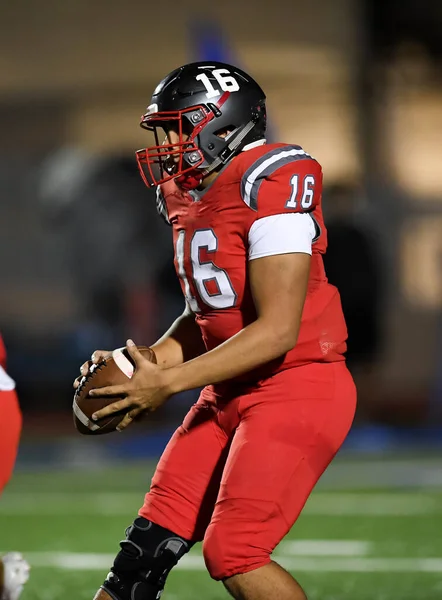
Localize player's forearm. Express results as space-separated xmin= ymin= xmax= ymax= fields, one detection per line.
xmin=163 ymin=318 xmax=299 ymax=394
xmin=151 ymin=306 xmax=206 ymax=368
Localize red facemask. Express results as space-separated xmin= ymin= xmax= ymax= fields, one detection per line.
xmin=135 ymin=105 xmax=211 ymax=188
xmin=136 ymin=92 xmax=231 ymax=189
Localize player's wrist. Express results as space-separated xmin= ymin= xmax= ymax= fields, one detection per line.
xmin=159 ymin=365 xmax=180 ymax=397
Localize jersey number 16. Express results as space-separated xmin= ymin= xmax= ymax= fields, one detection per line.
xmin=176 ymin=229 xmax=237 ymax=312
xmin=286 ymin=174 xmax=315 ymax=210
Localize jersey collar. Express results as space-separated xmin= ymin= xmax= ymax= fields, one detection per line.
xmin=242 ymin=139 xmax=266 ymax=152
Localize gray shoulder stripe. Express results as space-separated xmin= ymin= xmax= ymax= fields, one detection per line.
xmin=240 ymin=146 xmax=312 ymax=211
xmin=309 ymin=213 xmax=322 ymax=243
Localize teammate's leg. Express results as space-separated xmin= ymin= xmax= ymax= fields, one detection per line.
xmin=0 ymin=553 xmax=30 ymax=600
xmin=0 ymin=390 xmax=22 ymax=494
xmin=0 ymin=389 xmax=30 ymax=600
xmin=202 ymin=362 xmax=357 ymax=600
xmin=94 ymin=398 xmax=231 ymax=600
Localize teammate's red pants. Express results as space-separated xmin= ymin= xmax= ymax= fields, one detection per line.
xmin=140 ymin=362 xmax=356 ymax=580
xmin=0 ymin=390 xmax=22 ymax=494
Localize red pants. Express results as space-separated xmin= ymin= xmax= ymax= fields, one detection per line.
xmin=0 ymin=390 xmax=22 ymax=494
xmin=140 ymin=362 xmax=356 ymax=580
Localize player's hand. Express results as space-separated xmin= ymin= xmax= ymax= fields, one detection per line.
xmin=73 ymin=350 xmax=111 ymax=389
xmin=89 ymin=340 xmax=170 ymax=431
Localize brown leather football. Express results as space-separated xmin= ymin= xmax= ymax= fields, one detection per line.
xmin=73 ymin=346 xmax=157 ymax=435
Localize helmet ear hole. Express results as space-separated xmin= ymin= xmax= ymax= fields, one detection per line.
xmin=214 ymin=125 xmax=236 ymax=139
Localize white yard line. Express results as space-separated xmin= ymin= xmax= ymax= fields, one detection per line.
xmin=278 ymin=540 xmax=371 ymax=556
xmin=0 ymin=493 xmax=140 ymax=515
xmin=305 ymin=493 xmax=439 ymax=516
xmin=0 ymin=492 xmax=440 ymax=516
xmin=9 ymin=552 xmax=442 ymax=573
xmin=278 ymin=557 xmax=442 ymax=573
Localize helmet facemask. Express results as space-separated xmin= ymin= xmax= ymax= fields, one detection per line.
xmin=136 ymin=105 xmax=213 ymax=189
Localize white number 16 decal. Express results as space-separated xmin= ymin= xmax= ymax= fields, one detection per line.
xmin=196 ymin=68 xmax=240 ymax=99
xmin=176 ymin=229 xmax=237 ymax=311
xmin=286 ymin=174 xmax=316 ymax=210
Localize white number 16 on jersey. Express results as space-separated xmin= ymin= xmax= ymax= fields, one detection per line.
xmin=286 ymin=174 xmax=316 ymax=210
xmin=176 ymin=229 xmax=237 ymax=312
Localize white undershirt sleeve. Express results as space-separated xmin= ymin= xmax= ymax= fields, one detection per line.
xmin=248 ymin=213 xmax=316 ymax=261
xmin=0 ymin=364 xmax=15 ymax=391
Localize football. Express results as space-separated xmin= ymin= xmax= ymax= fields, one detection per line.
xmin=73 ymin=346 xmax=157 ymax=435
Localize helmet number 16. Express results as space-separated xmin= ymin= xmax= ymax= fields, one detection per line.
xmin=196 ymin=69 xmax=240 ymax=99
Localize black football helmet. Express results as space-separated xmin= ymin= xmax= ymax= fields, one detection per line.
xmin=136 ymin=61 xmax=267 ymax=190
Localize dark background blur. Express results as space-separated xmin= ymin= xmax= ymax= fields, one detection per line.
xmin=1 ymin=0 xmax=442 ymax=460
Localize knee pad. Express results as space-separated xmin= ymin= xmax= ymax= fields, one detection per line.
xmin=102 ymin=516 xmax=192 ymax=600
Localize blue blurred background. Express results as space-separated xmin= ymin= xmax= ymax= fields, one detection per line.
xmin=1 ymin=0 xmax=442 ymax=470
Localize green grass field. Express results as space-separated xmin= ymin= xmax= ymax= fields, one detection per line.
xmin=2 ymin=462 xmax=442 ymax=600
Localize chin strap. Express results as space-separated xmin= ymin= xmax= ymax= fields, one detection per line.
xmin=207 ymin=118 xmax=258 ymax=173
xmin=175 ymin=118 xmax=258 ymax=191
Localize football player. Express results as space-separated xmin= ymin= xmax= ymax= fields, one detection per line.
xmin=76 ymin=62 xmax=357 ymax=600
xmin=0 ymin=336 xmax=30 ymax=600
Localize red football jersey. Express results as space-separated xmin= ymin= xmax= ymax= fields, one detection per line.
xmin=159 ymin=142 xmax=347 ymax=383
